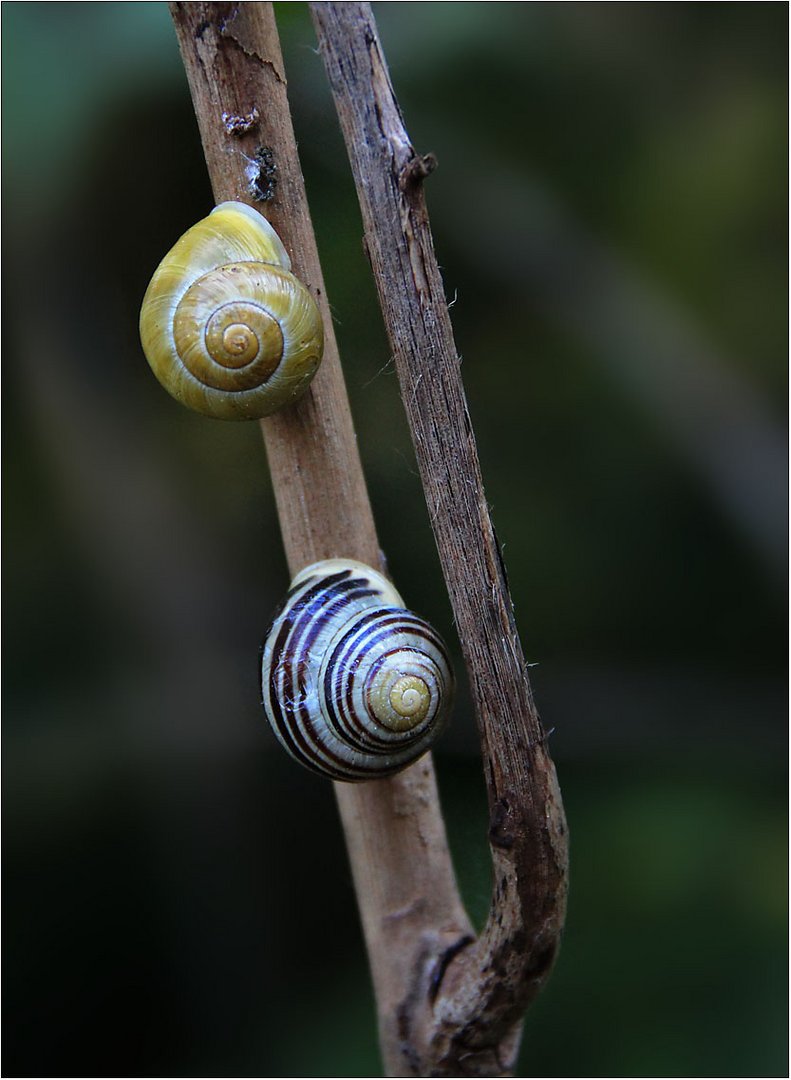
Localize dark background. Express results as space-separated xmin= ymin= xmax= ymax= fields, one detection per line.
xmin=3 ymin=3 xmax=787 ymax=1076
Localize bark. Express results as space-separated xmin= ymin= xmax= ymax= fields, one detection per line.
xmin=310 ymin=6 xmax=568 ymax=1071
xmin=168 ymin=4 xmax=568 ymax=1075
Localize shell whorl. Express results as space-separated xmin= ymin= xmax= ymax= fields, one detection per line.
xmin=260 ymin=559 xmax=454 ymax=782
xmin=139 ymin=202 xmax=324 ymax=420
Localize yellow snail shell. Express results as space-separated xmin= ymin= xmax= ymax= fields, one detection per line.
xmin=139 ymin=202 xmax=324 ymax=419
xmin=260 ymin=559 xmax=454 ymax=782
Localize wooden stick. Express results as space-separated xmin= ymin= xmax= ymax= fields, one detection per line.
xmin=310 ymin=3 xmax=568 ymax=1070
xmin=168 ymin=3 xmax=567 ymax=1074
xmin=168 ymin=1 xmax=378 ymax=570
xmin=168 ymin=3 xmax=472 ymax=1074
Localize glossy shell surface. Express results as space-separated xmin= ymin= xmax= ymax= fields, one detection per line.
xmin=260 ymin=559 xmax=454 ymax=781
xmin=139 ymin=202 xmax=323 ymax=419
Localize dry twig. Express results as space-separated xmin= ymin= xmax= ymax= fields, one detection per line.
xmin=168 ymin=3 xmax=568 ymax=1074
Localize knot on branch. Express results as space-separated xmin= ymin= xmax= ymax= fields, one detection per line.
xmin=399 ymin=152 xmax=438 ymax=192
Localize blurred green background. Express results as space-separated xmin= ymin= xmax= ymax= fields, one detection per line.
xmin=3 ymin=3 xmax=787 ymax=1076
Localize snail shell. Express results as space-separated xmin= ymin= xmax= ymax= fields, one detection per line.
xmin=139 ymin=202 xmax=324 ymax=419
xmin=260 ymin=559 xmax=454 ymax=782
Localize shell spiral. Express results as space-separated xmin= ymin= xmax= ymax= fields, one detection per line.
xmin=139 ymin=202 xmax=324 ymax=420
xmin=260 ymin=559 xmax=454 ymax=782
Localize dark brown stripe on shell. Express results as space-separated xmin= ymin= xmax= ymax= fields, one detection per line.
xmin=324 ymin=612 xmax=449 ymax=755
xmin=264 ymin=571 xmax=384 ymax=779
xmin=264 ymin=571 xmax=355 ymax=776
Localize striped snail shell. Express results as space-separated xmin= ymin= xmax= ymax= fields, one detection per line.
xmin=261 ymin=559 xmax=454 ymax=782
xmin=139 ymin=202 xmax=324 ymax=420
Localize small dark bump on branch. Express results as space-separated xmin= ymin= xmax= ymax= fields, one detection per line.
xmin=488 ymin=797 xmax=516 ymax=849
xmin=399 ymin=152 xmax=438 ymax=192
xmin=246 ymin=145 xmax=277 ymax=200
